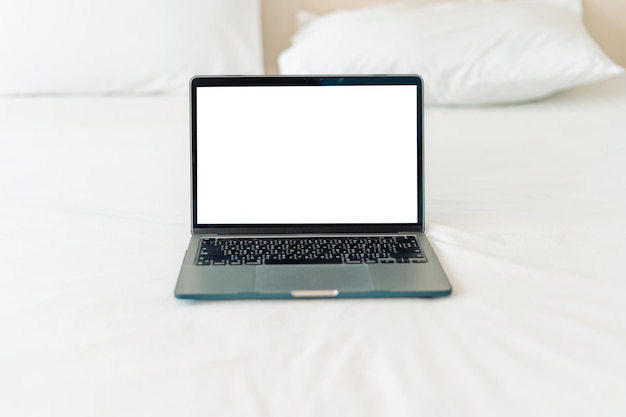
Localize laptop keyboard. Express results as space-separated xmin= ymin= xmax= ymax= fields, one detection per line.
xmin=196 ymin=236 xmax=427 ymax=266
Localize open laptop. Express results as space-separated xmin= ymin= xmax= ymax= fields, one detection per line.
xmin=175 ymin=75 xmax=452 ymax=300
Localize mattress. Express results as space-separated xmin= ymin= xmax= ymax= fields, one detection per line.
xmin=1 ymin=75 xmax=626 ymax=416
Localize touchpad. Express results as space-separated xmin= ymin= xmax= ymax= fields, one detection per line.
xmin=254 ymin=265 xmax=373 ymax=293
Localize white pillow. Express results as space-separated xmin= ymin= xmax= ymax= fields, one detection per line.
xmin=0 ymin=0 xmax=263 ymax=95
xmin=278 ymin=0 xmax=623 ymax=105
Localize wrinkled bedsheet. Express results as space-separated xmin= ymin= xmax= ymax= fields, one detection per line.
xmin=1 ymin=76 xmax=626 ymax=416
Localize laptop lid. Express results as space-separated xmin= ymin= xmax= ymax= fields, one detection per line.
xmin=190 ymin=75 xmax=424 ymax=235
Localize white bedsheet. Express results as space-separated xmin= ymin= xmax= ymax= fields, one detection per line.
xmin=1 ymin=76 xmax=626 ymax=416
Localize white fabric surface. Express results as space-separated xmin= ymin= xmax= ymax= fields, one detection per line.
xmin=0 ymin=0 xmax=263 ymax=95
xmin=278 ymin=0 xmax=624 ymax=105
xmin=1 ymin=76 xmax=626 ymax=416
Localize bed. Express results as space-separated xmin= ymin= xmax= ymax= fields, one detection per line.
xmin=1 ymin=0 xmax=626 ymax=416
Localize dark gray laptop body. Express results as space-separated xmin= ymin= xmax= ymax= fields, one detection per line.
xmin=175 ymin=75 xmax=451 ymax=300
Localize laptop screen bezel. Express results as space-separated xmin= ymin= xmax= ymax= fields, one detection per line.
xmin=190 ymin=75 xmax=424 ymax=235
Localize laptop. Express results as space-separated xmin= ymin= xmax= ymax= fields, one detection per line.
xmin=175 ymin=75 xmax=452 ymax=300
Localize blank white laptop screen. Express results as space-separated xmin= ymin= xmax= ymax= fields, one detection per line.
xmin=196 ymin=84 xmax=418 ymax=224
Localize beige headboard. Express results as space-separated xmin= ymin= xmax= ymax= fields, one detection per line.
xmin=261 ymin=0 xmax=626 ymax=74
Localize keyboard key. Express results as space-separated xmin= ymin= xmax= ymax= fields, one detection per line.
xmin=265 ymin=258 xmax=342 ymax=265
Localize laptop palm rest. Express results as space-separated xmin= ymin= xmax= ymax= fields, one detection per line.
xmin=254 ymin=265 xmax=373 ymax=294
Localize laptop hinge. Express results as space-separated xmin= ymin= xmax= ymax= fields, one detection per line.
xmin=193 ymin=227 xmax=425 ymax=236
xmin=192 ymin=228 xmax=217 ymax=236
